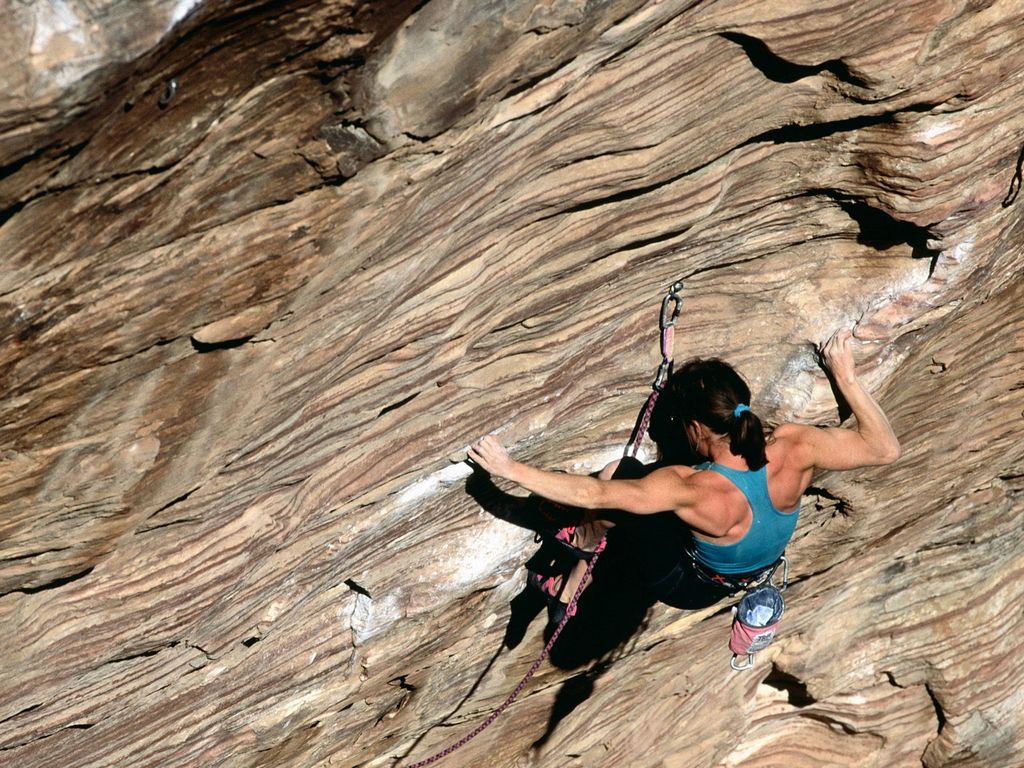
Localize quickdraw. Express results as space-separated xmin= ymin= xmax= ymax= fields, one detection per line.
xmin=626 ymin=280 xmax=683 ymax=458
xmin=402 ymin=281 xmax=684 ymax=767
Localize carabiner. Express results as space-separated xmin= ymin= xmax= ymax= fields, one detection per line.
xmin=653 ymin=358 xmax=673 ymax=391
xmin=659 ymin=280 xmax=684 ymax=330
xmin=730 ymin=653 xmax=756 ymax=671
xmin=158 ymin=77 xmax=178 ymax=108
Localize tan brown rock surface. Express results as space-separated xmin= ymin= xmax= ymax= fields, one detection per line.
xmin=1 ymin=1 xmax=1022 ymax=766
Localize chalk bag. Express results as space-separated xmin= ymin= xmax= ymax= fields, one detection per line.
xmin=729 ymin=584 xmax=785 ymax=671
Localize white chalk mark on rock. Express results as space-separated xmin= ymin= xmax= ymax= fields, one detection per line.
xmin=351 ymin=591 xmax=402 ymax=646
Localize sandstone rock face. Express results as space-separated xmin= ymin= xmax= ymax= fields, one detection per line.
xmin=1 ymin=1 xmax=1022 ymax=767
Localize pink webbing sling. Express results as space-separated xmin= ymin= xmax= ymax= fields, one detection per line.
xmin=402 ymin=282 xmax=684 ymax=768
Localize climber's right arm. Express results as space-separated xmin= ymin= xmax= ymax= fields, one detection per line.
xmin=782 ymin=328 xmax=901 ymax=472
xmin=468 ymin=436 xmax=700 ymax=515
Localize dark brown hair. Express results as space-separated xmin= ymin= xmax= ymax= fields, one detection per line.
xmin=665 ymin=358 xmax=767 ymax=470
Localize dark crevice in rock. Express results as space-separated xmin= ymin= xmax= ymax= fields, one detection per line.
xmin=598 ymin=34 xmax=649 ymax=70
xmin=145 ymin=486 xmax=201 ymax=520
xmin=836 ymin=198 xmax=936 ymax=253
xmin=378 ymin=391 xmax=421 ymax=418
xmin=190 ymin=335 xmax=254 ymax=353
xmin=345 ymin=579 xmax=372 ymax=599
xmin=0 ymin=702 xmax=42 ymax=726
xmin=94 ymin=336 xmax=180 ymax=369
xmin=1 ymin=139 xmax=88 ymax=184
xmin=312 ymin=58 xmax=365 ymax=90
xmin=186 ymin=643 xmax=217 ymax=661
xmin=0 ymin=717 xmax=94 ymax=751
xmin=0 ymin=144 xmax=50 ymax=183
xmin=749 ymin=112 xmax=892 ymax=145
xmin=925 ymin=682 xmax=947 ymax=734
xmin=503 ymin=66 xmax=563 ymax=101
xmin=683 ymin=251 xmax=773 ymax=280
xmin=528 ymin=21 xmax=579 ymax=36
xmin=802 ymin=711 xmax=859 ymax=735
xmin=497 ymin=88 xmax=571 ymax=125
xmin=616 ymin=224 xmax=694 ymax=255
xmin=1002 ymin=140 xmax=1024 ymax=207
xmin=883 ymin=670 xmax=906 ymax=688
xmin=0 ymin=141 xmax=89 ymax=229
xmin=135 ymin=516 xmax=202 ymax=534
xmin=2 ymin=147 xmax=182 ymax=235
xmin=108 ymin=640 xmax=180 ymax=664
xmin=99 ymin=160 xmax=183 ymax=186
xmin=537 ymin=173 xmax=687 ymax=221
xmin=38 ymin=131 xmax=191 ymax=202
xmin=763 ymin=664 xmax=816 ymax=707
xmin=388 ymin=674 xmax=417 ymax=692
xmin=745 ymin=101 xmax=939 ymax=148
xmin=550 ymin=142 xmax=662 ymax=172
xmin=1 ymin=546 xmax=71 ymax=563
xmin=536 ymin=98 xmax=936 ymax=227
xmin=873 ymin=517 xmax=920 ymax=552
xmin=7 ymin=566 xmax=94 ymax=596
xmin=794 ymin=187 xmax=941 ymax=273
xmin=916 ymin=536 xmax=977 ymax=553
xmin=722 ymin=31 xmax=868 ymax=87
xmin=401 ymin=130 xmax=432 ymax=143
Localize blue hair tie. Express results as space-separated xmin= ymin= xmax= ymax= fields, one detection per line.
xmin=733 ymin=403 xmax=750 ymax=418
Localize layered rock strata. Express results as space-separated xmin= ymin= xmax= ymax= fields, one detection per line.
xmin=1 ymin=1 xmax=1022 ymax=766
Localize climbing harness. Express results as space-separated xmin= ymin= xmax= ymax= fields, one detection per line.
xmin=690 ymin=552 xmax=788 ymax=593
xmin=403 ymin=282 xmax=683 ymax=767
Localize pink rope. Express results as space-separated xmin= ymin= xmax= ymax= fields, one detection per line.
xmin=403 ymin=538 xmax=607 ymax=768
xmin=404 ymin=283 xmax=681 ymax=766
xmin=627 ymin=324 xmax=673 ymax=458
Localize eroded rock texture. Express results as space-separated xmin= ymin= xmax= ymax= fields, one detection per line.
xmin=1 ymin=1 xmax=1022 ymax=766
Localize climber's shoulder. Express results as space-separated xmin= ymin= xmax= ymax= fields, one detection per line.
xmin=766 ymin=423 xmax=818 ymax=470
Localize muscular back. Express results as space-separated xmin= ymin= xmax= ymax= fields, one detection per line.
xmin=682 ymin=426 xmax=812 ymax=544
xmin=764 ymin=425 xmax=816 ymax=513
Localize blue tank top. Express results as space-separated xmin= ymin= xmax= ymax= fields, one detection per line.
xmin=689 ymin=462 xmax=799 ymax=574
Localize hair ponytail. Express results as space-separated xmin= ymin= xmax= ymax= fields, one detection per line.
xmin=666 ymin=358 xmax=768 ymax=470
xmin=729 ymin=408 xmax=768 ymax=470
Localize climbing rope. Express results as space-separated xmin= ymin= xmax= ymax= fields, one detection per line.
xmin=402 ymin=281 xmax=684 ymax=767
xmin=403 ymin=537 xmax=606 ymax=768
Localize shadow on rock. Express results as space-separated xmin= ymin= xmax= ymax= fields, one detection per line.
xmin=462 ymin=394 xmax=705 ymax=746
xmin=465 ymin=467 xmax=661 ymax=747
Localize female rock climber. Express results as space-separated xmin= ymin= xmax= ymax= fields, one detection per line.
xmin=467 ymin=328 xmax=901 ymax=614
